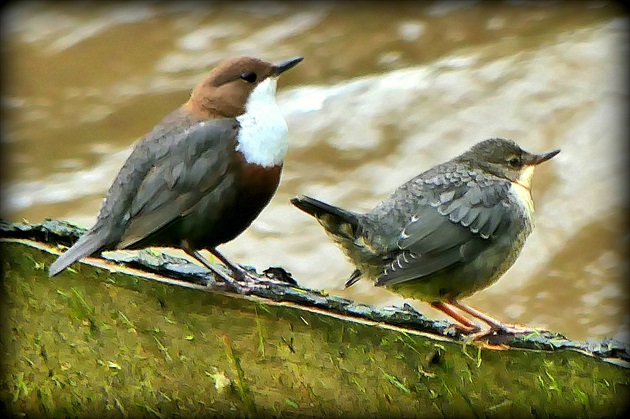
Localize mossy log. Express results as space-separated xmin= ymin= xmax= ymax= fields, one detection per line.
xmin=1 ymin=219 xmax=629 ymax=418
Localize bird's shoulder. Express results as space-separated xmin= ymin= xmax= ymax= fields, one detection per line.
xmin=112 ymin=110 xmax=238 ymax=188
xmin=413 ymin=162 xmax=507 ymax=198
xmin=134 ymin=109 xmax=238 ymax=161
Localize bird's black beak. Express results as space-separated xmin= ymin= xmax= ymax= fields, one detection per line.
xmin=525 ymin=149 xmax=561 ymax=165
xmin=273 ymin=56 xmax=303 ymax=76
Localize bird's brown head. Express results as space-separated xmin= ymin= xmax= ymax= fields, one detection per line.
xmin=186 ymin=56 xmax=303 ymax=119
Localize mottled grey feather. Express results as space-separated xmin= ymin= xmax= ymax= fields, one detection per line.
xmin=375 ymin=168 xmax=511 ymax=287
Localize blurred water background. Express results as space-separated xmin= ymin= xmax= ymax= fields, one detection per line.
xmin=2 ymin=1 xmax=628 ymax=342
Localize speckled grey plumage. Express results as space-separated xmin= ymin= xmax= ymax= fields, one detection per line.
xmin=291 ymin=138 xmax=558 ymax=303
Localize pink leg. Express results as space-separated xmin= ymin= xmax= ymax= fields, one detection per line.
xmin=450 ymin=300 xmax=538 ymax=335
xmin=430 ymin=301 xmax=480 ymax=333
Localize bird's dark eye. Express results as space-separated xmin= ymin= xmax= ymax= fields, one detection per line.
xmin=240 ymin=72 xmax=257 ymax=83
xmin=508 ymin=157 xmax=521 ymax=167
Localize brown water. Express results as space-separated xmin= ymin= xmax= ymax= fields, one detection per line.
xmin=2 ymin=2 xmax=628 ymax=342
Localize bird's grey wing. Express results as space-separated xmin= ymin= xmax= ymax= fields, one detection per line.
xmin=117 ymin=119 xmax=238 ymax=249
xmin=375 ymin=171 xmax=511 ymax=287
xmin=48 ymin=110 xmax=210 ymax=276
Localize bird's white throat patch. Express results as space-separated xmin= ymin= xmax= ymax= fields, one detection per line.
xmin=236 ymin=77 xmax=288 ymax=168
xmin=510 ymin=165 xmax=536 ymax=222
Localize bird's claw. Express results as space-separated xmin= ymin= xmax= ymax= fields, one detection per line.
xmin=467 ymin=323 xmax=542 ymax=341
xmin=446 ymin=322 xmax=481 ymax=335
xmin=495 ymin=323 xmax=540 ymax=335
xmin=219 ymin=277 xmax=254 ymax=294
xmin=215 ymin=266 xmax=289 ymax=294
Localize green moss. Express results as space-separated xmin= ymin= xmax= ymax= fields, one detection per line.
xmin=1 ymin=241 xmax=629 ymax=417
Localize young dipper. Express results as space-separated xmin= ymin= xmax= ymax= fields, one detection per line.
xmin=49 ymin=56 xmax=303 ymax=286
xmin=291 ymin=138 xmax=560 ymax=334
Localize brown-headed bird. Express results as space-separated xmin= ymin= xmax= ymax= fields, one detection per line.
xmin=49 ymin=56 xmax=303 ymax=288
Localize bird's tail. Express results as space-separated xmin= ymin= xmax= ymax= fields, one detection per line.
xmin=292 ymin=196 xmax=370 ymax=288
xmin=48 ymin=230 xmax=106 ymax=277
xmin=291 ymin=195 xmax=358 ymax=228
xmin=290 ymin=195 xmax=362 ymax=241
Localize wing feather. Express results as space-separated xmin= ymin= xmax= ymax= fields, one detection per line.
xmin=117 ymin=119 xmax=238 ymax=249
xmin=376 ymin=169 xmax=511 ymax=287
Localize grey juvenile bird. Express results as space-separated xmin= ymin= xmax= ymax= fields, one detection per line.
xmin=291 ymin=138 xmax=560 ymax=334
xmin=49 ymin=56 xmax=303 ymax=286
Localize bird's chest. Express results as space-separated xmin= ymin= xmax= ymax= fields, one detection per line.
xmin=235 ymin=102 xmax=288 ymax=169
xmin=234 ymin=157 xmax=283 ymax=207
xmin=508 ymin=181 xmax=535 ymax=236
xmin=212 ymin=156 xmax=282 ymax=240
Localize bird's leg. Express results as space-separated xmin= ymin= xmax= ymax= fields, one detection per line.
xmin=449 ymin=300 xmax=538 ymax=335
xmin=207 ymin=248 xmax=260 ymax=282
xmin=180 ymin=240 xmax=250 ymax=292
xmin=208 ymin=247 xmax=290 ymax=286
xmin=430 ymin=301 xmax=480 ymax=334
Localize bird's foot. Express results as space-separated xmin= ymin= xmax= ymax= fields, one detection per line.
xmin=446 ymin=322 xmax=481 ymax=335
xmin=206 ymin=267 xmax=256 ymax=294
xmin=184 ymin=247 xmax=266 ymax=293
xmin=229 ymin=264 xmax=260 ymax=283
xmin=495 ymin=323 xmax=542 ymax=335
xmin=443 ymin=300 xmax=543 ymax=340
xmin=182 ymin=246 xmax=295 ymax=293
xmin=224 ymin=264 xmax=294 ymax=290
xmin=468 ymin=323 xmax=543 ymax=341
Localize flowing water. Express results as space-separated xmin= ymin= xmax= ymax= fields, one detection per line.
xmin=2 ymin=2 xmax=628 ymax=342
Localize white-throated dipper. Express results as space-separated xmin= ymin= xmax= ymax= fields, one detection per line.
xmin=49 ymin=56 xmax=303 ymax=287
xmin=291 ymin=138 xmax=560 ymax=334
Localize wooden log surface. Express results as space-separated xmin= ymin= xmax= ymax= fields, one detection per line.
xmin=1 ymin=219 xmax=629 ymax=417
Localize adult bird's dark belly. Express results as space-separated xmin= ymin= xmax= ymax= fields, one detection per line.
xmin=205 ymin=157 xmax=283 ymax=248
